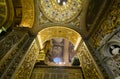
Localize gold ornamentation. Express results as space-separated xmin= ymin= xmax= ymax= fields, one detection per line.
xmin=39 ymin=0 xmax=82 ymax=23
xmin=38 ymin=10 xmax=50 ymax=25
xmin=77 ymin=42 xmax=103 ymax=79
xmin=38 ymin=26 xmax=81 ymax=46
xmin=20 ymin=0 xmax=34 ymax=28
xmin=0 ymin=32 xmax=29 ymax=77
xmin=89 ymin=0 xmax=120 ymax=48
xmin=14 ymin=41 xmax=39 ymax=79
xmin=0 ymin=30 xmax=27 ymax=59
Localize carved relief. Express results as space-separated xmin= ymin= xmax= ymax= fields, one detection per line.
xmin=37 ymin=0 xmax=86 ymax=32
xmin=38 ymin=0 xmax=82 ymax=27
xmin=77 ymin=42 xmax=103 ymax=79
xmin=89 ymin=0 xmax=120 ymax=48
xmin=99 ymin=31 xmax=120 ymax=78
xmin=39 ymin=26 xmax=80 ymax=46
xmin=38 ymin=9 xmax=51 ymax=25
xmin=69 ymin=14 xmax=81 ymax=28
xmin=0 ymin=47 xmax=18 ymax=77
xmin=0 ymin=30 xmax=27 ymax=59
xmin=14 ymin=41 xmax=39 ymax=79
xmin=0 ymin=30 xmax=29 ymax=79
xmin=39 ymin=0 xmax=82 ymax=23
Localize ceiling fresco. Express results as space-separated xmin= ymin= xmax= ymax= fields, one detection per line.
xmin=43 ymin=38 xmax=77 ymax=66
xmin=39 ymin=0 xmax=82 ymax=23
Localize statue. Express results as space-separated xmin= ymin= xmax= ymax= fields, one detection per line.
xmin=110 ymin=45 xmax=120 ymax=56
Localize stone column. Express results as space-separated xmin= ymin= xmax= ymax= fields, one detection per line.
xmin=63 ymin=39 xmax=69 ymax=64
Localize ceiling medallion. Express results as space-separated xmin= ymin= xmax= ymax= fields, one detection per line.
xmin=39 ymin=0 xmax=82 ymax=23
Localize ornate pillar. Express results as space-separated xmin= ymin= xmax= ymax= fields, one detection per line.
xmin=12 ymin=39 xmax=39 ymax=79
xmin=77 ymin=42 xmax=104 ymax=79
xmin=0 ymin=29 xmax=30 ymax=79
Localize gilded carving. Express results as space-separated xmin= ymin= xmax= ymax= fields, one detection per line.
xmin=0 ymin=30 xmax=27 ymax=59
xmin=0 ymin=35 xmax=29 ymax=77
xmin=77 ymin=42 xmax=103 ymax=79
xmin=20 ymin=0 xmax=34 ymax=28
xmin=13 ymin=41 xmax=39 ymax=79
xmin=38 ymin=9 xmax=51 ymax=25
xmin=69 ymin=14 xmax=81 ymax=28
xmin=0 ymin=30 xmax=29 ymax=79
xmin=89 ymin=0 xmax=120 ymax=48
xmin=39 ymin=26 xmax=80 ymax=46
xmin=0 ymin=47 xmax=18 ymax=77
xmin=39 ymin=0 xmax=82 ymax=23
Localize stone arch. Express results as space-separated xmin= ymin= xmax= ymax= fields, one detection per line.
xmin=37 ymin=26 xmax=82 ymax=65
xmin=38 ymin=26 xmax=82 ymax=49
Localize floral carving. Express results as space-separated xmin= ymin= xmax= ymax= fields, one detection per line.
xmin=78 ymin=42 xmax=103 ymax=79
xmin=14 ymin=41 xmax=39 ymax=79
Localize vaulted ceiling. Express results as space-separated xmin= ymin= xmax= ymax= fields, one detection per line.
xmin=0 ymin=0 xmax=113 ymax=49
xmin=39 ymin=0 xmax=82 ymax=23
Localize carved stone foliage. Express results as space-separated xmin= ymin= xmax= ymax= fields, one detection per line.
xmin=0 ymin=30 xmax=27 ymax=59
xmin=14 ymin=41 xmax=39 ymax=79
xmin=77 ymin=42 xmax=103 ymax=79
xmin=0 ymin=31 xmax=29 ymax=78
xmin=0 ymin=37 xmax=33 ymax=79
xmin=89 ymin=0 xmax=120 ymax=48
xmin=98 ymin=30 xmax=120 ymax=78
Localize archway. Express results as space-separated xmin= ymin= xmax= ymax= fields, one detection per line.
xmin=36 ymin=26 xmax=82 ymax=66
xmin=33 ymin=26 xmax=104 ymax=79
